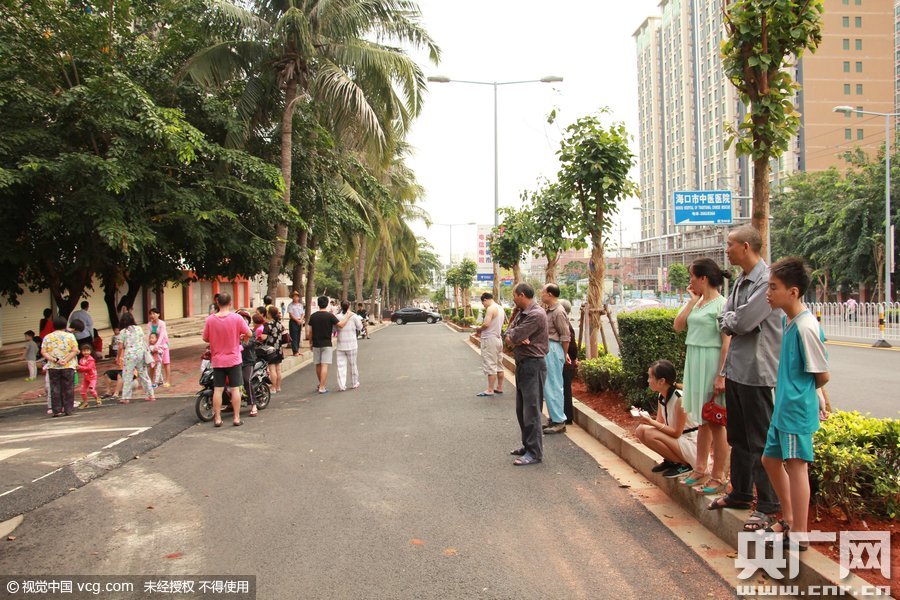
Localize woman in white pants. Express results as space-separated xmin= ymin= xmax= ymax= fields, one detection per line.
xmin=335 ymin=301 xmax=363 ymax=391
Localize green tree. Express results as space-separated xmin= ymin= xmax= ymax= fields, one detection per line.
xmin=455 ymin=259 xmax=479 ymax=318
xmin=561 ymin=260 xmax=589 ymax=283
xmin=488 ymin=207 xmax=533 ymax=286
xmin=557 ymin=111 xmax=636 ymax=359
xmin=722 ymin=0 xmax=824 ymax=259
xmin=525 ymin=180 xmax=586 ymax=283
xmin=667 ymin=263 xmax=690 ymax=301
xmin=184 ymin=0 xmax=439 ymax=296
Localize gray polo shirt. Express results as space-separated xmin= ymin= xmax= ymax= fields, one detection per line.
xmin=719 ymin=259 xmax=783 ymax=387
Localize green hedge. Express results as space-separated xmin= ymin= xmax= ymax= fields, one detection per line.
xmin=617 ymin=308 xmax=686 ymax=410
xmin=577 ymin=343 xmax=605 ymax=361
xmin=578 ymin=354 xmax=625 ymax=394
xmin=812 ymin=411 xmax=900 ymax=520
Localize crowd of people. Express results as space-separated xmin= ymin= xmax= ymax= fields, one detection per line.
xmin=497 ymin=226 xmax=830 ymax=549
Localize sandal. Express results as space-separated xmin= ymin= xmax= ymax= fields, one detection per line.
xmin=475 ymin=392 xmax=494 ymax=397
xmin=707 ymin=496 xmax=752 ymax=511
xmin=513 ymin=454 xmax=541 ymax=466
xmin=743 ymin=510 xmax=776 ymax=532
xmin=509 ymin=447 xmax=527 ymax=456
xmin=759 ymin=519 xmax=790 ymax=534
xmin=214 ymin=420 xmax=223 ymax=427
xmin=249 ymin=408 xmax=258 ymax=417
xmin=681 ymin=471 xmax=708 ymax=486
xmin=118 ymin=398 xmax=129 ymax=404
xmin=695 ymin=478 xmax=728 ymax=495
xmin=233 ymin=420 xmax=243 ymax=427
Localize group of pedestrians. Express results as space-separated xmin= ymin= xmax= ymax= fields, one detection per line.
xmin=632 ymin=225 xmax=829 ymax=548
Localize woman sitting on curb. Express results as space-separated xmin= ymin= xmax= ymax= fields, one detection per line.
xmin=635 ymin=360 xmax=699 ymax=479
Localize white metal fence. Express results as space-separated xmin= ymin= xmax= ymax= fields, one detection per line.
xmin=810 ymin=302 xmax=900 ymax=342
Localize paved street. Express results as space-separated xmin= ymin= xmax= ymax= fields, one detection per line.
xmin=0 ymin=324 xmax=735 ymax=599
xmin=822 ymin=342 xmax=900 ymax=419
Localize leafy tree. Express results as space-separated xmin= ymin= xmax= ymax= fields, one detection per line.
xmin=561 ymin=260 xmax=589 ymax=283
xmin=667 ymin=263 xmax=690 ymax=301
xmin=525 ymin=180 xmax=586 ymax=283
xmin=557 ymin=111 xmax=636 ymax=358
xmin=488 ymin=207 xmax=533 ymax=286
xmin=455 ymin=259 xmax=479 ymax=317
xmin=184 ymin=0 xmax=439 ymax=297
xmin=722 ymin=0 xmax=824 ymax=258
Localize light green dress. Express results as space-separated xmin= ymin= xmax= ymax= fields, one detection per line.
xmin=683 ymin=295 xmax=726 ymax=423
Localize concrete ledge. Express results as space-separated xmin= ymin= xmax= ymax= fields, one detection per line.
xmin=443 ymin=321 xmax=469 ymax=333
xmin=572 ymin=398 xmax=877 ymax=598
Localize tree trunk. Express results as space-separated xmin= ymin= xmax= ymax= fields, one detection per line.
xmin=100 ymin=267 xmax=121 ymax=328
xmin=545 ymin=254 xmax=559 ymax=284
xmin=341 ymin=264 xmax=350 ymax=302
xmin=304 ymin=236 xmax=317 ymax=319
xmin=512 ymin=263 xmax=522 ymax=286
xmin=354 ymin=235 xmax=366 ymax=303
xmin=370 ymin=251 xmax=384 ymax=320
xmin=266 ymin=79 xmax=298 ymax=298
xmin=751 ymin=155 xmax=771 ymax=261
xmin=291 ymin=228 xmax=309 ymax=296
xmin=45 ymin=261 xmax=90 ymax=318
xmin=383 ymin=281 xmax=390 ymax=317
xmin=586 ymin=211 xmax=606 ymax=359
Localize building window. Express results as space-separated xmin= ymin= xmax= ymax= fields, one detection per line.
xmin=844 ymin=109 xmax=852 ymax=118
xmin=857 ymin=83 xmax=864 ymax=94
xmin=856 ymin=61 xmax=863 ymax=73
xmin=857 ymin=129 xmax=864 ymax=140
xmin=855 ymin=16 xmax=862 ymax=27
xmin=842 ymin=16 xmax=850 ymax=27
xmin=843 ymin=38 xmax=850 ymax=50
xmin=857 ymin=105 xmax=864 ymax=117
xmin=842 ymin=0 xmax=848 ymax=3
xmin=856 ymin=39 xmax=863 ymax=50
xmin=844 ymin=83 xmax=852 ymax=95
xmin=845 ymin=128 xmax=852 ymax=140
xmin=843 ymin=61 xmax=851 ymax=72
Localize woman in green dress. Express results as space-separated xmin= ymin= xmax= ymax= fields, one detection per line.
xmin=673 ymin=258 xmax=731 ymax=494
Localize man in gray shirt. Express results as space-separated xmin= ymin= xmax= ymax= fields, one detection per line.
xmin=709 ymin=226 xmax=783 ymax=533
xmin=504 ymin=283 xmax=548 ymax=466
xmin=68 ymin=301 xmax=94 ymax=336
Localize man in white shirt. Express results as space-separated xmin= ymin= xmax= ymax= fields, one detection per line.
xmin=287 ymin=291 xmax=305 ymax=356
xmin=473 ymin=292 xmax=506 ymax=397
xmin=334 ymin=301 xmax=363 ymax=391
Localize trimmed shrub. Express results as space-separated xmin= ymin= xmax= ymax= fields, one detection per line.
xmin=578 ymin=354 xmax=625 ymax=393
xmin=812 ymin=411 xmax=900 ymax=520
xmin=617 ymin=308 xmax=686 ymax=409
xmin=504 ymin=307 xmax=512 ymax=320
xmin=577 ymin=343 xmax=605 ymax=361
xmin=461 ymin=316 xmax=477 ymax=327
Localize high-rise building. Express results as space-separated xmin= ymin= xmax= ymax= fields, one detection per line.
xmin=633 ymin=0 xmax=896 ymax=292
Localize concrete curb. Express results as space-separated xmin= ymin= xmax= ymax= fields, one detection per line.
xmin=482 ymin=337 xmax=879 ymax=598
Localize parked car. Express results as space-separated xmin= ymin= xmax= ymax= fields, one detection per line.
xmin=391 ymin=307 xmax=442 ymax=325
xmin=618 ymin=298 xmax=666 ymax=313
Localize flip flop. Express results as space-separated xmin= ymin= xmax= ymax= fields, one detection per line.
xmin=493 ymin=390 xmax=503 ymax=394
xmin=233 ymin=420 xmax=243 ymax=427
xmin=475 ymin=392 xmax=494 ymax=397
xmin=509 ymin=447 xmax=527 ymax=456
xmin=707 ymin=495 xmax=752 ymax=511
xmin=513 ymin=454 xmax=542 ymax=466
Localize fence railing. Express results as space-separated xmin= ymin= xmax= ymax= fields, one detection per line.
xmin=810 ymin=302 xmax=900 ymax=343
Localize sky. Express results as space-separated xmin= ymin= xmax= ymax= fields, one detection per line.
xmin=404 ymin=0 xmax=662 ymax=266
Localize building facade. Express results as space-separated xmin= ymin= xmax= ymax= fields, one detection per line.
xmin=633 ymin=0 xmax=896 ymax=292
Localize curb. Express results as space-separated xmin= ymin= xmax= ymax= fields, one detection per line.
xmin=479 ymin=336 xmax=880 ymax=599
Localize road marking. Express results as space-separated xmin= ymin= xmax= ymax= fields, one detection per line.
xmin=85 ymin=451 xmax=101 ymax=459
xmin=32 ymin=467 xmax=63 ymax=483
xmin=0 ymin=427 xmax=150 ymax=445
xmin=826 ymin=340 xmax=900 ymax=351
xmin=0 ymin=486 xmax=23 ymax=498
xmin=102 ymin=437 xmax=129 ymax=450
xmin=0 ymin=448 xmax=30 ymax=462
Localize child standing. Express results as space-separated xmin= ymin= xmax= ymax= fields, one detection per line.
xmin=761 ymin=258 xmax=829 ymax=551
xmin=76 ymin=344 xmax=102 ymax=408
xmin=22 ymin=330 xmax=39 ymax=381
xmin=147 ymin=332 xmax=163 ymax=386
xmin=108 ymin=327 xmax=121 ymax=359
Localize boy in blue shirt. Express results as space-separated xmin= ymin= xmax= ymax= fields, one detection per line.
xmin=762 ymin=257 xmax=829 ymax=550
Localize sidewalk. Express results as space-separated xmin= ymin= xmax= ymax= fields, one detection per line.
xmin=0 ymin=322 xmax=387 ymax=411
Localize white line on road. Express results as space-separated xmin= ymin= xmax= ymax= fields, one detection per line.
xmin=0 ymin=427 xmax=150 ymax=445
xmin=0 ymin=486 xmax=23 ymax=498
xmin=0 ymin=448 xmax=30 ymax=462
xmin=102 ymin=438 xmax=129 ymax=450
xmin=32 ymin=467 xmax=63 ymax=483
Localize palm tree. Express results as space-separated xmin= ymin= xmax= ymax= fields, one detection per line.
xmin=183 ymin=0 xmax=439 ymax=296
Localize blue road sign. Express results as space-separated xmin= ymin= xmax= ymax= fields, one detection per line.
xmin=673 ymin=191 xmax=733 ymax=226
xmin=476 ymin=273 xmax=494 ymax=282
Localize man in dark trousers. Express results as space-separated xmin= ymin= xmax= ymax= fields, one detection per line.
xmin=503 ymin=282 xmax=549 ymax=466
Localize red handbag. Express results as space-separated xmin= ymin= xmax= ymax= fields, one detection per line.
xmin=702 ymin=393 xmax=727 ymax=426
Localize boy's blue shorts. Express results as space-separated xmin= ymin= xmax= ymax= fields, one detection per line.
xmin=763 ymin=425 xmax=814 ymax=463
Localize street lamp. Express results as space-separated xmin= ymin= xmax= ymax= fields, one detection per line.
xmin=434 ymin=222 xmax=477 ymax=267
xmin=428 ymin=74 xmax=563 ymax=297
xmin=834 ymin=106 xmax=896 ymax=315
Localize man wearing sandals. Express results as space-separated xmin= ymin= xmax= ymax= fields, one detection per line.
xmin=711 ymin=226 xmax=783 ymax=533
xmin=473 ymin=292 xmax=505 ymax=397
xmin=503 ymin=283 xmax=548 ymax=466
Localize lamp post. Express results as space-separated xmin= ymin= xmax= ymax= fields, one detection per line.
xmin=435 ymin=222 xmax=476 ymax=308
xmin=428 ymin=75 xmax=563 ymax=298
xmin=834 ymin=106 xmax=896 ymax=309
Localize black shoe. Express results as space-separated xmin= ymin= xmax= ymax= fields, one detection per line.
xmin=662 ymin=464 xmax=692 ymax=479
xmin=652 ymin=460 xmax=677 ymax=473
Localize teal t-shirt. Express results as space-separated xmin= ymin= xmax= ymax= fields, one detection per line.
xmin=772 ymin=310 xmax=828 ymax=434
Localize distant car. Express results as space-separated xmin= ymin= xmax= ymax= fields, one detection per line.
xmin=391 ymin=307 xmax=442 ymax=325
xmin=619 ymin=298 xmax=666 ymax=313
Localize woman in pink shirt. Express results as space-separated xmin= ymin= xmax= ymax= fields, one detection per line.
xmin=202 ymin=292 xmax=251 ymax=427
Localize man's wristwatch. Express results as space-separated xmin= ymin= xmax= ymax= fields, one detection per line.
xmin=718 ymin=368 xmax=726 ymax=377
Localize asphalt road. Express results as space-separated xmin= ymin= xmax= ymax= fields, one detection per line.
xmin=0 ymin=323 xmax=735 ymax=599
